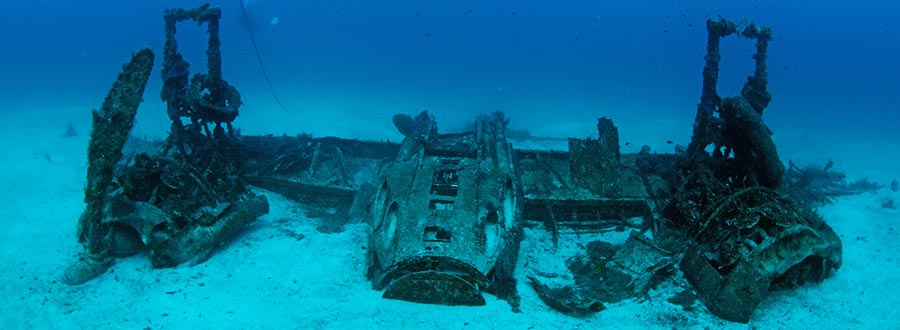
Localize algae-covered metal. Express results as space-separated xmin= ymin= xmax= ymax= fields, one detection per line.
xmin=64 ymin=8 xmax=853 ymax=324
xmin=366 ymin=111 xmax=523 ymax=306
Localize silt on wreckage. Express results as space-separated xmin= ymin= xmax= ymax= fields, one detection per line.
xmin=62 ymin=4 xmax=853 ymax=324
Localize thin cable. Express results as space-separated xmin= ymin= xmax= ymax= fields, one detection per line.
xmin=239 ymin=0 xmax=292 ymax=114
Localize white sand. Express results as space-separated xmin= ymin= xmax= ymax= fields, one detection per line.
xmin=2 ymin=104 xmax=898 ymax=329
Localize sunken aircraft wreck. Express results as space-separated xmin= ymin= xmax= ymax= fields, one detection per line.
xmin=366 ymin=111 xmax=523 ymax=306
xmin=64 ymin=4 xmax=852 ymax=324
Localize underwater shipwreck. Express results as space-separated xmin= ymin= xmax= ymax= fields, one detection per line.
xmin=63 ymin=5 xmax=870 ymax=324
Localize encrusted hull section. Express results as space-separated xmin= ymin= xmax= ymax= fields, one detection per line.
xmin=367 ymin=112 xmax=522 ymax=305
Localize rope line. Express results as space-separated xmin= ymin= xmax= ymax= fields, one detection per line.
xmin=239 ymin=0 xmax=292 ymax=114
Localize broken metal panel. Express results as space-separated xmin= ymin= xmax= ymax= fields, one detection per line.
xmin=568 ymin=117 xmax=621 ymax=197
xmin=367 ymin=111 xmax=522 ymax=306
xmin=246 ymin=177 xmax=356 ymax=208
xmin=522 ymin=198 xmax=649 ymax=234
xmin=241 ymin=135 xmax=401 ymax=228
xmin=242 ymin=135 xmax=399 ymax=180
xmin=516 ymin=117 xmax=652 ymax=236
xmin=516 ymin=149 xmax=572 ymax=196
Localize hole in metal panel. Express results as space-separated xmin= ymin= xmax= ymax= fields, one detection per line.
xmin=431 ymin=169 xmax=459 ymax=196
xmin=424 ymin=226 xmax=452 ymax=242
xmin=429 ymin=200 xmax=455 ymax=212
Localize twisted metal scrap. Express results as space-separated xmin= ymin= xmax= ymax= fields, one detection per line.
xmin=691 ymin=187 xmax=800 ymax=272
xmin=677 ymin=184 xmax=842 ymax=323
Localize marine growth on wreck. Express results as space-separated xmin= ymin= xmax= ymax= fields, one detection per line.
xmin=63 ymin=5 xmax=857 ymax=324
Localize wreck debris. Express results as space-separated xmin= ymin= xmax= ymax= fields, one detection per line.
xmin=782 ymin=160 xmax=882 ymax=207
xmin=392 ymin=110 xmax=438 ymax=145
xmin=113 ymin=4 xmax=269 ymax=270
xmin=687 ymin=18 xmax=783 ymax=188
xmin=101 ymin=194 xmax=169 ymax=257
xmin=161 ymin=3 xmax=242 ymax=155
xmin=65 ymin=48 xmax=155 ymax=285
xmin=149 ymin=194 xmax=269 ymax=267
xmin=607 ymin=232 xmax=676 ymax=297
xmin=528 ymin=275 xmax=605 ymax=316
xmin=59 ymin=6 xmax=856 ymax=324
xmin=670 ymin=178 xmax=843 ymax=324
xmin=522 ymin=198 xmax=648 ymax=234
xmin=517 ymin=118 xmax=652 ymax=235
xmin=666 ymin=18 xmax=843 ymax=323
xmin=533 ymin=232 xmax=675 ymax=317
xmin=64 ymin=5 xmax=269 ymax=285
xmin=679 ymin=187 xmax=842 ymax=323
xmin=514 ymin=116 xmax=676 ymax=317
xmin=367 ymin=111 xmax=523 ymax=308
xmin=77 ymin=48 xmax=155 ymax=248
xmin=719 ymin=95 xmax=784 ymax=188
xmin=242 ymin=135 xmax=399 ymax=230
xmin=113 ymin=147 xmax=269 ymax=268
xmin=569 ymin=117 xmax=621 ymax=197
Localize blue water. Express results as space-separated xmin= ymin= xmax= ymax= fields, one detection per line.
xmin=1 ymin=1 xmax=899 ymax=328
xmin=2 ymin=0 xmax=897 ymax=142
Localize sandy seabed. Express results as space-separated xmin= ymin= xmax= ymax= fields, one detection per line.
xmin=1 ymin=105 xmax=898 ymax=330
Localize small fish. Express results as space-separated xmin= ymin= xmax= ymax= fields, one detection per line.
xmin=62 ymin=122 xmax=78 ymax=138
xmin=666 ymin=140 xmax=674 ymax=144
